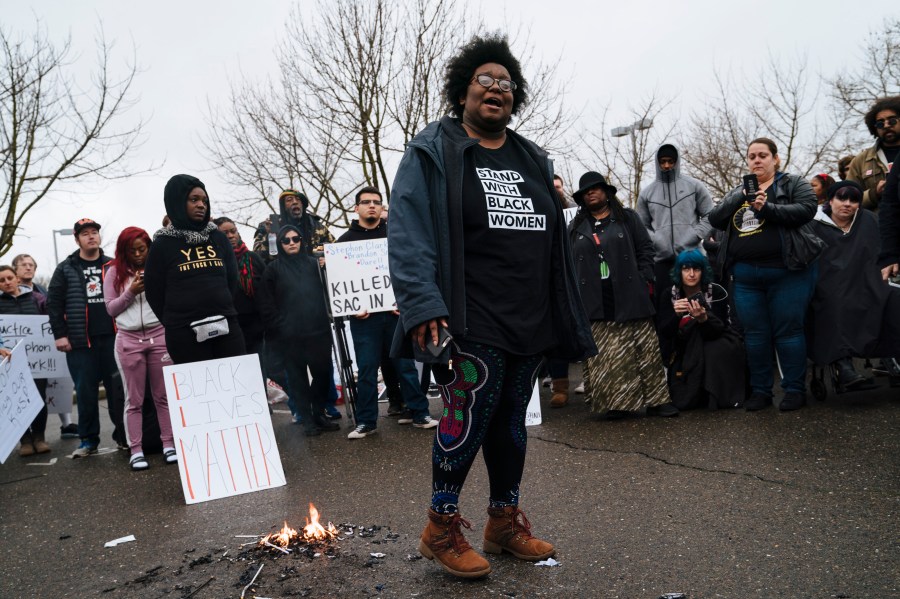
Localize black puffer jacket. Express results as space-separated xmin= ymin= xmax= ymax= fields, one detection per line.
xmin=47 ymin=251 xmax=112 ymax=348
xmin=0 ymin=287 xmax=47 ymax=316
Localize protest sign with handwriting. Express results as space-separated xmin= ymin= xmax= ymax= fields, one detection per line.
xmin=0 ymin=315 xmax=70 ymax=378
xmin=0 ymin=343 xmax=44 ymax=463
xmin=324 ymin=239 xmax=396 ymax=317
xmin=164 ymin=354 xmax=286 ymax=504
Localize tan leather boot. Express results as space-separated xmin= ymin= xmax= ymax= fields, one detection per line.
xmin=549 ymin=379 xmax=569 ymax=408
xmin=483 ymin=506 xmax=555 ymax=561
xmin=33 ymin=434 xmax=51 ymax=454
xmin=19 ymin=434 xmax=35 ymax=457
xmin=419 ymin=509 xmax=491 ymax=578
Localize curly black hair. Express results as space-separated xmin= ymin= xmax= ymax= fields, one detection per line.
xmin=863 ymin=96 xmax=900 ymax=137
xmin=443 ymin=34 xmax=528 ymax=119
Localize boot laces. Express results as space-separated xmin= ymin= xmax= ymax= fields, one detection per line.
xmin=509 ymin=508 xmax=533 ymax=539
xmin=444 ymin=514 xmax=474 ymax=555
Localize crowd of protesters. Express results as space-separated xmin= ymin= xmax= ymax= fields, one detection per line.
xmin=4 ymin=32 xmax=900 ymax=583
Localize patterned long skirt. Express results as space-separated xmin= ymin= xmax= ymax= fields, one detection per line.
xmin=584 ymin=318 xmax=670 ymax=414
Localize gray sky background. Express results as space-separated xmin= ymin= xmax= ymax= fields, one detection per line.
xmin=3 ymin=0 xmax=896 ymax=274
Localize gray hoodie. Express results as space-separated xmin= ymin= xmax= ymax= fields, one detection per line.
xmin=636 ymin=143 xmax=714 ymax=263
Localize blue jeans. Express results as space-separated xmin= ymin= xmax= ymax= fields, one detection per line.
xmin=66 ymin=335 xmax=122 ymax=445
xmin=349 ymin=312 xmax=431 ymax=427
xmin=731 ymin=262 xmax=817 ymax=396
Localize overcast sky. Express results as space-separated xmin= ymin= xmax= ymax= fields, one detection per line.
xmin=4 ymin=0 xmax=895 ymax=274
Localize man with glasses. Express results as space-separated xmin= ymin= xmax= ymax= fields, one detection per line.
xmin=253 ymin=189 xmax=335 ymax=260
xmin=847 ymin=96 xmax=900 ymax=211
xmin=335 ymin=186 xmax=438 ymax=439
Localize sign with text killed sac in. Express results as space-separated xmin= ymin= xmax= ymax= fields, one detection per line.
xmin=0 ymin=315 xmax=71 ymax=378
xmin=0 ymin=343 xmax=45 ymax=463
xmin=324 ymin=238 xmax=396 ymax=317
xmin=163 ymin=355 xmax=286 ymax=505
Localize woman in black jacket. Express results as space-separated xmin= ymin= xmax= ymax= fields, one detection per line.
xmin=569 ymin=172 xmax=674 ymax=418
xmin=258 ymin=225 xmax=337 ymax=437
xmin=144 ymin=174 xmax=245 ymax=364
xmin=0 ymin=265 xmax=51 ymax=456
xmin=657 ymin=250 xmax=746 ymax=410
xmin=708 ymin=138 xmax=822 ymax=412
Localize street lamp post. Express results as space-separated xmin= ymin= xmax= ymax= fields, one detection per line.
xmin=52 ymin=228 xmax=74 ymax=266
xmin=611 ymin=118 xmax=654 ymax=206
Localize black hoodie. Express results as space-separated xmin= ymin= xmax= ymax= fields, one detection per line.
xmin=144 ymin=174 xmax=238 ymax=328
xmin=258 ymin=225 xmax=331 ymax=342
xmin=337 ymin=218 xmax=387 ymax=242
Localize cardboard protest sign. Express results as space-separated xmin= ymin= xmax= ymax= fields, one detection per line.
xmin=164 ymin=354 xmax=286 ymax=504
xmin=0 ymin=315 xmax=71 ymax=378
xmin=525 ymin=382 xmax=542 ymax=426
xmin=0 ymin=343 xmax=45 ymax=463
xmin=324 ymin=239 xmax=396 ymax=317
xmin=45 ymin=377 xmax=74 ymax=414
xmin=563 ymin=206 xmax=578 ymax=226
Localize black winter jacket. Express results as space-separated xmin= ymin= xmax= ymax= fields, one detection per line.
xmin=0 ymin=288 xmax=47 ymax=316
xmin=258 ymin=250 xmax=331 ymax=343
xmin=880 ymin=161 xmax=900 ymax=267
xmin=569 ymin=208 xmax=656 ymax=322
xmin=47 ymin=251 xmax=112 ymax=348
xmin=387 ymin=116 xmax=596 ymax=361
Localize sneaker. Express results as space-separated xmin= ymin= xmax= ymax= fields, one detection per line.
xmin=397 ymin=410 xmax=414 ymax=425
xmin=426 ymin=385 xmax=441 ymax=400
xmin=324 ymin=406 xmax=343 ymax=420
xmin=72 ymin=441 xmax=98 ymax=458
xmin=541 ymin=376 xmax=551 ymax=388
xmin=413 ymin=416 xmax=439 ymax=429
xmin=60 ymin=424 xmax=79 ymax=439
xmin=347 ymin=424 xmax=377 ymax=439
xmin=574 ymin=381 xmax=585 ymax=394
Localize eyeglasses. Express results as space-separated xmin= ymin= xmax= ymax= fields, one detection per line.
xmin=875 ymin=116 xmax=899 ymax=129
xmin=281 ymin=235 xmax=302 ymax=245
xmin=358 ymin=199 xmax=383 ymax=206
xmin=472 ymin=74 xmax=517 ymax=93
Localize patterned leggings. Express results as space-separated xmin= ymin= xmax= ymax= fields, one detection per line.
xmin=431 ymin=340 xmax=543 ymax=514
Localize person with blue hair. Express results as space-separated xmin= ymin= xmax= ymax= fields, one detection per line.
xmin=657 ymin=249 xmax=747 ymax=410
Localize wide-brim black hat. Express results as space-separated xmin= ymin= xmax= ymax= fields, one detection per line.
xmin=572 ymin=171 xmax=617 ymax=204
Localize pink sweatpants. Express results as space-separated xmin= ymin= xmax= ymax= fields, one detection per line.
xmin=115 ymin=325 xmax=174 ymax=452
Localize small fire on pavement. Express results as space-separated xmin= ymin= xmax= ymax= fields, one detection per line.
xmin=258 ymin=503 xmax=339 ymax=556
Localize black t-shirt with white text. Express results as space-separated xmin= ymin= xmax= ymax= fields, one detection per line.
xmin=461 ymin=136 xmax=557 ymax=355
xmin=79 ymin=257 xmax=114 ymax=337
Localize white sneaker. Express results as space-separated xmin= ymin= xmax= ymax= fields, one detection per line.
xmin=574 ymin=381 xmax=585 ymax=394
xmin=412 ymin=416 xmax=438 ymax=429
xmin=541 ymin=376 xmax=551 ymax=387
xmin=347 ymin=424 xmax=377 ymax=439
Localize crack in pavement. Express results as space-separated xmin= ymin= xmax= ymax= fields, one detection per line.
xmin=534 ymin=435 xmax=797 ymax=488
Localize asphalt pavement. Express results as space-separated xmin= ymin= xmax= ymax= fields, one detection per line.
xmin=1 ymin=368 xmax=898 ymax=599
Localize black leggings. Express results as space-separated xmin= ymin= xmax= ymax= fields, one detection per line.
xmin=431 ymin=340 xmax=543 ymax=514
xmin=164 ymin=317 xmax=246 ymax=365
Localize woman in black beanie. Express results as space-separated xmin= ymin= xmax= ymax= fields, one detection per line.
xmin=144 ymin=174 xmax=245 ymax=364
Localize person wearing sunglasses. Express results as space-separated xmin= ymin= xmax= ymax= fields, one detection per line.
xmin=846 ymin=96 xmax=900 ymax=211
xmin=257 ymin=225 xmax=338 ymax=437
xmin=388 ymin=35 xmax=595 ymax=579
xmin=809 ymin=181 xmax=900 ymax=388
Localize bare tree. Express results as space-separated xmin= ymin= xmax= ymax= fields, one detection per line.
xmin=577 ymin=94 xmax=674 ymax=207
xmin=831 ymin=18 xmax=900 ymax=118
xmin=680 ymin=55 xmax=854 ymax=198
xmin=0 ymin=22 xmax=148 ymax=257
xmin=203 ymin=0 xmax=572 ymax=228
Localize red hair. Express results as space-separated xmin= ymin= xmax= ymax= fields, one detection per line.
xmin=110 ymin=227 xmax=152 ymax=293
